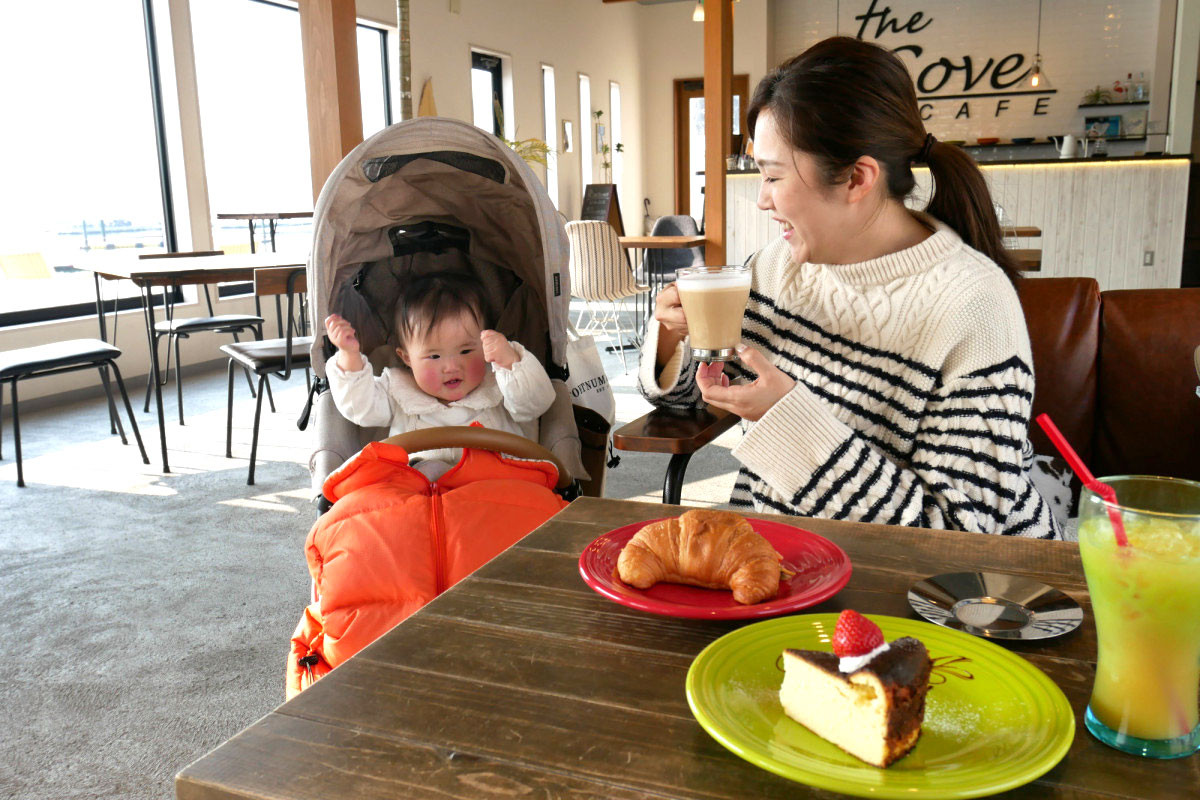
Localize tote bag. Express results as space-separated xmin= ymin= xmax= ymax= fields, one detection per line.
xmin=566 ymin=325 xmax=615 ymax=425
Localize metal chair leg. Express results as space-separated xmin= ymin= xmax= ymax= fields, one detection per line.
xmin=247 ymin=373 xmax=267 ymax=485
xmin=174 ymin=334 xmax=185 ymax=425
xmin=263 ymin=374 xmax=276 ymax=414
xmin=663 ymin=452 xmax=692 ymax=505
xmin=224 ymin=359 xmax=236 ymax=459
xmin=97 ymin=365 xmax=128 ymax=445
xmin=231 ymin=330 xmax=257 ymax=397
xmin=11 ymin=380 xmax=23 ymax=488
xmin=143 ymin=333 xmax=162 ymax=413
xmin=109 ymin=362 xmax=149 ymax=465
xmin=98 ymin=363 xmax=120 ymax=435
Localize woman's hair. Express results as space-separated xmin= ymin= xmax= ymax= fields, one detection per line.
xmin=746 ymin=36 xmax=1019 ymax=284
xmin=393 ymin=273 xmax=488 ymax=349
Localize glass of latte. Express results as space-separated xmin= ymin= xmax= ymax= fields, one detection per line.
xmin=675 ymin=265 xmax=752 ymax=362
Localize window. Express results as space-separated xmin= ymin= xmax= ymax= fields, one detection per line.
xmin=578 ymin=74 xmax=593 ymax=186
xmin=359 ymin=24 xmax=392 ymax=137
xmin=0 ymin=0 xmax=170 ymax=326
xmin=471 ymin=51 xmax=503 ymax=136
xmin=542 ymin=65 xmax=559 ymax=208
xmin=0 ymin=0 xmax=396 ymax=327
xmin=194 ymin=0 xmax=394 ymax=256
xmin=609 ymin=81 xmax=623 ymax=187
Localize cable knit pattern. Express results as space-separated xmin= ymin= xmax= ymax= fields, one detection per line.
xmin=638 ymin=219 xmax=1061 ymax=540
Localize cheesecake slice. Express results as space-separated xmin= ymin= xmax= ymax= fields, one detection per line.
xmin=779 ymin=636 xmax=932 ymax=768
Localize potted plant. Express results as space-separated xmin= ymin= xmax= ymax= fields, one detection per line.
xmin=593 ymin=109 xmax=623 ymax=184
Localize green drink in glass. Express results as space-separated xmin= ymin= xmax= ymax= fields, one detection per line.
xmin=1077 ymin=475 xmax=1200 ymax=758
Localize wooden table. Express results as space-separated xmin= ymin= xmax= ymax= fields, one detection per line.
xmin=216 ymin=211 xmax=313 ymax=253
xmin=175 ymin=497 xmax=1198 ymax=799
xmin=79 ymin=252 xmax=307 ymax=472
xmin=618 ymin=234 xmax=707 ymax=347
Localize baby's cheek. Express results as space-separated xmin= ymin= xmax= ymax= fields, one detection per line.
xmin=466 ymin=356 xmax=488 ymax=385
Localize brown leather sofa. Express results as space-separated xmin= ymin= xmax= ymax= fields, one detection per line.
xmin=1019 ymin=278 xmax=1200 ymax=483
xmin=616 ymin=277 xmax=1200 ymax=503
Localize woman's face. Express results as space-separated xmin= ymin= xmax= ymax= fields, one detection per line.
xmin=753 ymin=110 xmax=843 ymax=265
xmin=398 ymin=310 xmax=488 ymax=404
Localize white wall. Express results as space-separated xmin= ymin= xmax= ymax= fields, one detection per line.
xmin=406 ymin=0 xmax=646 ymax=226
xmin=772 ymin=0 xmax=1177 ymax=153
xmin=635 ymin=0 xmax=771 ymax=225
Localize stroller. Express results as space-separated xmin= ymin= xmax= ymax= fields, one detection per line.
xmin=306 ymin=117 xmax=610 ymax=502
xmin=287 ymin=118 xmax=610 ymax=696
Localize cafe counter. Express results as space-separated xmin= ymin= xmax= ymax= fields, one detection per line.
xmin=725 ymin=154 xmax=1190 ymax=291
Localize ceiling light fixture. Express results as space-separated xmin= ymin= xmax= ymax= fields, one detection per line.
xmin=1024 ymin=0 xmax=1052 ymax=91
xmin=692 ymin=1 xmax=704 ymax=22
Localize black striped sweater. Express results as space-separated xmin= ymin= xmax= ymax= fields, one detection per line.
xmin=638 ymin=220 xmax=1061 ymax=540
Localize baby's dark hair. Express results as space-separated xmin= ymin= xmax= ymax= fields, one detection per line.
xmin=393 ymin=273 xmax=488 ymax=350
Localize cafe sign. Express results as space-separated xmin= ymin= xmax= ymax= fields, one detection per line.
xmin=773 ymin=0 xmax=1163 ymax=140
xmin=852 ymin=0 xmax=1051 ymax=121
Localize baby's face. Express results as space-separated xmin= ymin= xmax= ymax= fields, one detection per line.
xmin=398 ymin=310 xmax=488 ymax=404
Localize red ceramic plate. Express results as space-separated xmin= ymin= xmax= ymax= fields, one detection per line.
xmin=578 ymin=518 xmax=851 ymax=619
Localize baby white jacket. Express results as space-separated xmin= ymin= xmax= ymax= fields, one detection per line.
xmin=326 ymin=342 xmax=556 ymax=464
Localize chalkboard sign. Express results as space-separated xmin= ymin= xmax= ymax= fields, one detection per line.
xmin=580 ymin=184 xmax=625 ymax=236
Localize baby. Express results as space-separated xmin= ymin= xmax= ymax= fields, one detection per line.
xmin=324 ymin=273 xmax=556 ymax=479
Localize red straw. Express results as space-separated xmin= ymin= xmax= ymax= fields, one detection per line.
xmin=1035 ymin=414 xmax=1128 ymax=547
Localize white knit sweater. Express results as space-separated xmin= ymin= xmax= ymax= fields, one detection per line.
xmin=639 ymin=220 xmax=1061 ymax=540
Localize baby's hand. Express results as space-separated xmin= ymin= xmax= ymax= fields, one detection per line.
xmin=325 ymin=314 xmax=365 ymax=372
xmin=325 ymin=314 xmax=360 ymax=354
xmin=481 ymin=329 xmax=518 ymax=369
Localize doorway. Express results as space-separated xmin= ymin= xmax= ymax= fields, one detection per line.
xmin=673 ymin=74 xmax=750 ymax=224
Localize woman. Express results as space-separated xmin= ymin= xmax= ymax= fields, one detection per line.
xmin=640 ymin=37 xmax=1059 ymax=539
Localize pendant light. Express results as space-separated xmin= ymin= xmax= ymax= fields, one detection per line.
xmin=693 ymin=1 xmax=704 ymax=22
xmin=1024 ymin=0 xmax=1052 ymax=90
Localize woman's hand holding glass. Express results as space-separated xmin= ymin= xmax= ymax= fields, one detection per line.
xmin=696 ymin=344 xmax=795 ymax=422
xmin=654 ymin=283 xmax=689 ymax=368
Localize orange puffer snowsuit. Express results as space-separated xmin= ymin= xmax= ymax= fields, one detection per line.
xmin=286 ymin=439 xmax=567 ymax=698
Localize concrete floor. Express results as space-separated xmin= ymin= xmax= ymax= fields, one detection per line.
xmin=0 ymin=302 xmax=743 ymax=799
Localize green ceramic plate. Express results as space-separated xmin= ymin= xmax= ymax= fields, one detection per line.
xmin=686 ymin=614 xmax=1074 ymax=799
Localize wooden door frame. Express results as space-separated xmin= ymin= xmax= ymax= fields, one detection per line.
xmin=673 ymin=74 xmax=749 ymax=219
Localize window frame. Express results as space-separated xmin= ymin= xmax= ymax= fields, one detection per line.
xmin=1 ymin=0 xmax=394 ymax=327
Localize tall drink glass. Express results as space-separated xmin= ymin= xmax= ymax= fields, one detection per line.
xmin=1077 ymin=475 xmax=1200 ymax=758
xmin=675 ymin=265 xmax=752 ymax=362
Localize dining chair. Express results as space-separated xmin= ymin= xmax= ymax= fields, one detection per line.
xmin=221 ymin=267 xmax=313 ymax=485
xmin=0 ymin=339 xmax=148 ymax=486
xmin=565 ymin=220 xmax=648 ymax=369
xmin=642 ymin=214 xmax=704 ymax=289
xmin=138 ymin=250 xmax=265 ymax=425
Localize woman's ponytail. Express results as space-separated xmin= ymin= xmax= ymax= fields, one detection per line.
xmin=923 ymin=141 xmax=1020 ymax=285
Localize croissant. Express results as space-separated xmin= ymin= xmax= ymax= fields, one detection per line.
xmin=616 ymin=509 xmax=782 ymax=604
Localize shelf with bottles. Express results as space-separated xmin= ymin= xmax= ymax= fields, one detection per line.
xmin=962 ymin=136 xmax=1147 ymax=149
xmin=1078 ymin=100 xmax=1150 ymax=108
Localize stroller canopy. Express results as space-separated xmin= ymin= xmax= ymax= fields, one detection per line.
xmin=308 ymin=117 xmax=570 ymax=375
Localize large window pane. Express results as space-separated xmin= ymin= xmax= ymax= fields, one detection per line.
xmin=195 ymin=2 xmax=392 ymax=255
xmin=609 ymin=81 xmax=622 ymax=187
xmin=542 ymin=65 xmax=559 ymax=208
xmin=192 ymin=0 xmax=314 ymax=254
xmin=0 ymin=0 xmax=166 ymax=323
xmin=579 ymin=74 xmax=593 ymax=186
xmin=358 ymin=25 xmax=390 ymax=136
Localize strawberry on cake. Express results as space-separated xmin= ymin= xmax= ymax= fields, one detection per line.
xmin=779 ymin=610 xmax=932 ymax=767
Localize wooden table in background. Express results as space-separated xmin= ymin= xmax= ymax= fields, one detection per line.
xmin=618 ymin=234 xmax=707 ymax=346
xmin=79 ymin=252 xmax=307 ymax=473
xmin=216 ymin=211 xmax=313 ymax=253
xmin=175 ymin=497 xmax=1198 ymax=800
